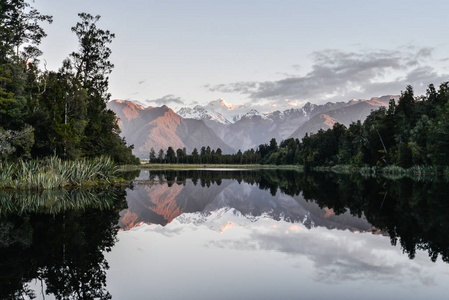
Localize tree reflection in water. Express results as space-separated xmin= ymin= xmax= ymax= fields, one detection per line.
xmin=0 ymin=187 xmax=127 ymax=299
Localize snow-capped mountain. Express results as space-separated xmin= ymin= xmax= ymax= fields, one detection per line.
xmin=203 ymin=99 xmax=248 ymax=120
xmin=241 ymin=109 xmax=267 ymax=119
xmin=176 ymin=96 xmax=396 ymax=150
xmin=177 ymin=106 xmax=231 ymax=125
xmin=177 ymin=99 xmax=253 ymax=124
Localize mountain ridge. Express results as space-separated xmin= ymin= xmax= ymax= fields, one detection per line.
xmin=109 ymin=95 xmax=399 ymax=157
xmin=107 ymin=100 xmax=234 ymax=158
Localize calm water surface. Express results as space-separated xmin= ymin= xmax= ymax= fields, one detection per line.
xmin=1 ymin=169 xmax=449 ymax=299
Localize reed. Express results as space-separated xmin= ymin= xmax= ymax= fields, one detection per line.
xmin=0 ymin=156 xmax=118 ymax=190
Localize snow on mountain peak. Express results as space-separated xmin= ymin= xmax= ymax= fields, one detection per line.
xmin=245 ymin=109 xmax=260 ymax=116
xmin=177 ymin=105 xmax=231 ymax=124
xmin=206 ymin=99 xmax=241 ymax=111
xmin=240 ymin=109 xmax=270 ymax=120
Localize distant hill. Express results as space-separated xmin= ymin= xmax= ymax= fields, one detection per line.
xmin=289 ymin=96 xmax=397 ymax=139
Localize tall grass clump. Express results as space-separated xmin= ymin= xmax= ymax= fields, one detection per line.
xmin=0 ymin=156 xmax=118 ymax=190
xmin=0 ymin=161 xmax=15 ymax=188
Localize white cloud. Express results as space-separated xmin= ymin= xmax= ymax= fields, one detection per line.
xmin=207 ymin=47 xmax=449 ymax=105
xmin=146 ymin=94 xmax=185 ymax=106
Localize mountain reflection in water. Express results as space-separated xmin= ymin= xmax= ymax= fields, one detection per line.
xmin=120 ymin=169 xmax=449 ymax=263
xmin=120 ymin=170 xmax=373 ymax=233
xmin=1 ymin=169 xmax=449 ymax=299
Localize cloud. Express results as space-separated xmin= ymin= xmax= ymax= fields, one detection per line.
xmin=209 ymin=225 xmax=436 ymax=285
xmin=207 ymin=47 xmax=448 ymax=104
xmin=147 ymin=94 xmax=185 ymax=106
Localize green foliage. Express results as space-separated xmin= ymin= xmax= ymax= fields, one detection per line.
xmin=0 ymin=125 xmax=34 ymax=158
xmin=0 ymin=4 xmax=138 ymax=164
xmin=0 ymin=0 xmax=52 ymax=61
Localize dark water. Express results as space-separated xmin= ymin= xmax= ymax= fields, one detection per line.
xmin=1 ymin=170 xmax=449 ymax=299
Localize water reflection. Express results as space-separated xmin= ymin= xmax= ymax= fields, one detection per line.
xmin=122 ymin=171 xmax=372 ymax=233
xmin=0 ymin=188 xmax=120 ymax=215
xmin=123 ymin=169 xmax=449 ymax=264
xmin=1 ymin=169 xmax=449 ymax=299
xmin=0 ymin=187 xmax=127 ymax=299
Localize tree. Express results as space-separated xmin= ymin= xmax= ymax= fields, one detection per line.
xmin=166 ymin=146 xmax=176 ymax=163
xmin=0 ymin=5 xmax=139 ymax=163
xmin=30 ymin=64 xmax=88 ymax=159
xmin=397 ymin=85 xmax=414 ymax=118
xmin=176 ymin=148 xmax=185 ymax=163
xmin=66 ymin=13 xmax=136 ymax=163
xmin=0 ymin=125 xmax=34 ymax=159
xmin=0 ymin=0 xmax=52 ymax=61
xmin=157 ymin=149 xmax=165 ymax=163
xmin=428 ymin=102 xmax=449 ymax=165
xmin=269 ymin=138 xmax=278 ymax=153
xmin=191 ymin=148 xmax=199 ymax=163
xmin=70 ymin=13 xmax=114 ymax=93
xmin=0 ymin=1 xmax=52 ymax=160
xmin=149 ymin=147 xmax=156 ymax=162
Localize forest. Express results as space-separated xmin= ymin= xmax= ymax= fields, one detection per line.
xmin=151 ymin=83 xmax=449 ymax=171
xmin=0 ymin=1 xmax=139 ymax=164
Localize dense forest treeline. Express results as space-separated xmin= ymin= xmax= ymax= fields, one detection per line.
xmin=0 ymin=1 xmax=139 ymax=164
xmin=151 ymin=82 xmax=449 ymax=170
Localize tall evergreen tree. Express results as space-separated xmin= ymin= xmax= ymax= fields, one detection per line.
xmin=149 ymin=147 xmax=156 ymax=162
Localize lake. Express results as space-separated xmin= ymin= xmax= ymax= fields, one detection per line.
xmin=1 ymin=169 xmax=449 ymax=299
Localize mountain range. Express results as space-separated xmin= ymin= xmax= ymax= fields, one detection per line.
xmin=107 ymin=95 xmax=398 ymax=158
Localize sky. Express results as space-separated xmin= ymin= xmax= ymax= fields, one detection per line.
xmin=33 ymin=0 xmax=449 ymax=112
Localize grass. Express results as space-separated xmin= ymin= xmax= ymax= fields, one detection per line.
xmin=0 ymin=156 xmax=119 ymax=190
